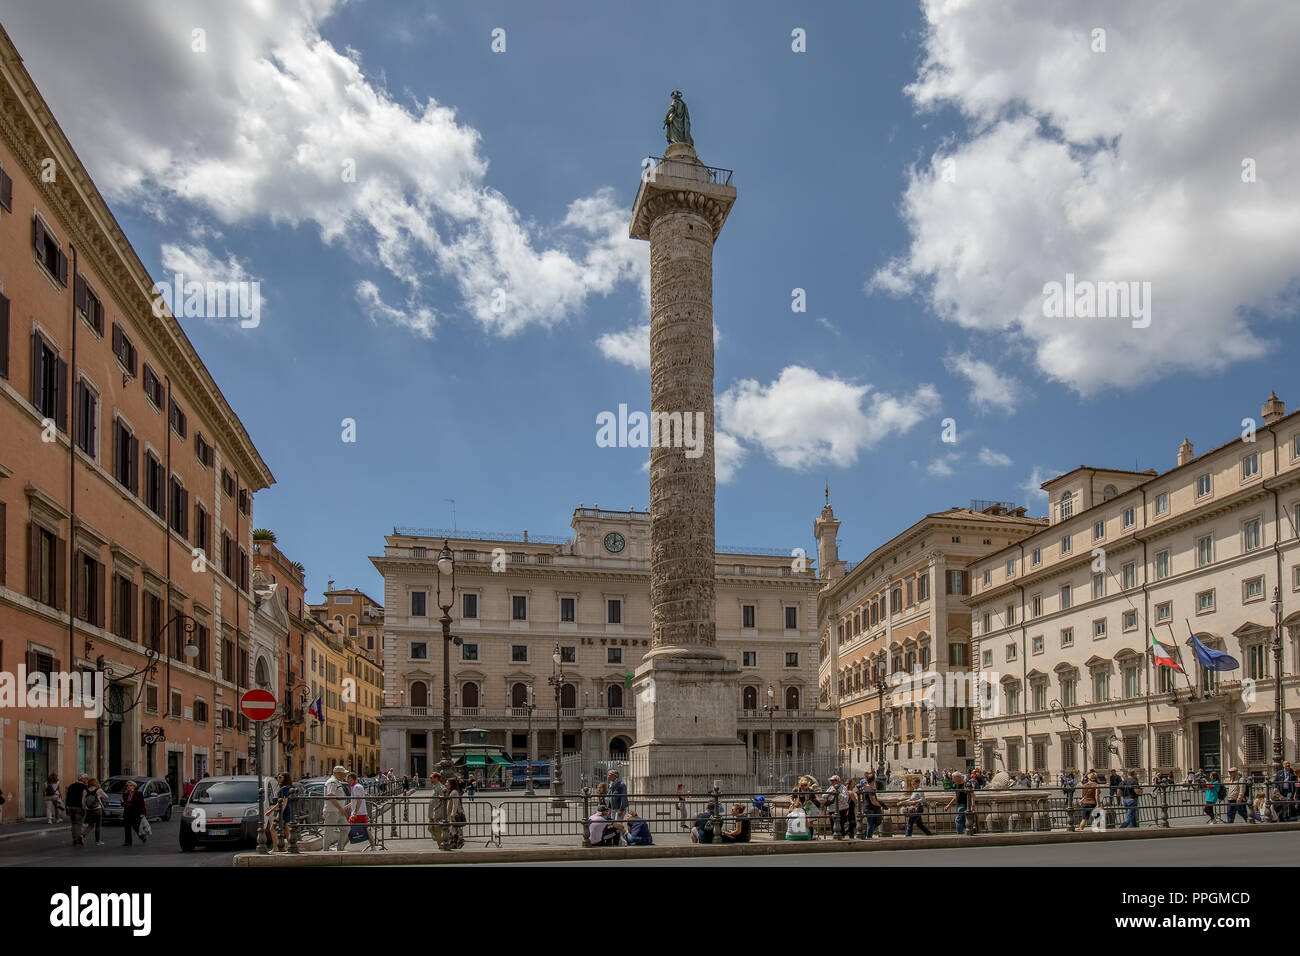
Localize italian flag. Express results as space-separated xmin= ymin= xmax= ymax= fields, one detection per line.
xmin=1151 ymin=632 xmax=1184 ymax=672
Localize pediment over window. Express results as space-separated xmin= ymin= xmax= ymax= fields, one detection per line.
xmin=1025 ymin=668 xmax=1047 ymax=681
xmin=1232 ymin=621 xmax=1271 ymax=640
xmin=1114 ymin=647 xmax=1141 ymax=662
xmin=1084 ymin=655 xmax=1110 ymax=669
xmin=1053 ymin=661 xmax=1078 ymax=675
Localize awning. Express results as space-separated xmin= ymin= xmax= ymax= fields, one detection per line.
xmin=465 ymin=755 xmax=487 ymax=767
xmin=489 ymin=754 xmax=511 ymax=767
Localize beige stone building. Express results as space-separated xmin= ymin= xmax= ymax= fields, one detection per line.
xmin=374 ymin=505 xmax=832 ymax=779
xmin=816 ymin=497 xmax=1045 ymax=776
xmin=968 ymin=392 xmax=1300 ymax=779
xmin=314 ymin=585 xmax=384 ymax=658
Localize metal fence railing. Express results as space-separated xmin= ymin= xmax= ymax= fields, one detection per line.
xmin=258 ymin=781 xmax=1299 ymax=853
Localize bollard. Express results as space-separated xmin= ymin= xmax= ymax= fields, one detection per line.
xmin=709 ymin=785 xmax=723 ymax=844
xmin=1160 ymin=784 xmax=1169 ymax=828
xmin=287 ymin=787 xmax=300 ymax=854
xmin=581 ymin=787 xmax=592 ymax=847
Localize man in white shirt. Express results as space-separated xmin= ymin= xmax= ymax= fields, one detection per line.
xmin=321 ymin=765 xmax=350 ymax=851
xmin=346 ymin=771 xmax=377 ymax=850
xmin=822 ymin=774 xmax=852 ymax=839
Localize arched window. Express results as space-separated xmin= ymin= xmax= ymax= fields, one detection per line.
xmin=409 ymin=681 xmax=428 ymax=708
xmin=511 ymin=682 xmax=529 ymax=708
xmin=461 ymin=682 xmax=479 ymax=708
xmin=607 ymin=684 xmax=624 ymax=709
xmin=785 ymin=686 xmax=800 ymax=710
xmin=560 ymin=683 xmax=577 ymax=709
xmin=743 ymin=685 xmax=758 ymax=710
xmin=255 ymin=657 xmax=269 ymax=687
xmin=1061 ymin=491 xmax=1074 ymax=519
xmin=1103 ymin=484 xmax=1118 ymax=501
xmin=609 ymin=737 xmax=631 ymax=760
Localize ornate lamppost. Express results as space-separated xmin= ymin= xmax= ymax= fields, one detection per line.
xmin=764 ymin=684 xmax=778 ymax=785
xmin=524 ymin=680 xmax=537 ymax=797
xmin=1270 ymin=587 xmax=1286 ymax=778
xmin=547 ymin=644 xmax=566 ymax=804
xmin=435 ymin=541 xmax=456 ymax=782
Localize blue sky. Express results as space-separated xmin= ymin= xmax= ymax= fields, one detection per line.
xmin=7 ymin=0 xmax=1298 ymax=602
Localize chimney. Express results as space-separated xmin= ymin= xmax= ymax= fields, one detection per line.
xmin=1262 ymin=390 xmax=1285 ymax=425
xmin=1177 ymin=437 xmax=1194 ymax=467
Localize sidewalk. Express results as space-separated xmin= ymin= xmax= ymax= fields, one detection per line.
xmin=0 ymin=817 xmax=71 ymax=842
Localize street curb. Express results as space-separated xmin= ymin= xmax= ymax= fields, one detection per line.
xmin=0 ymin=824 xmax=66 ymax=842
xmin=231 ymin=821 xmax=1299 ymax=866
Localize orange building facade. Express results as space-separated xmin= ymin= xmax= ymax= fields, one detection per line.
xmin=0 ymin=26 xmax=273 ymax=816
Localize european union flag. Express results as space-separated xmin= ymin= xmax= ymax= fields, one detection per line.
xmin=1188 ymin=626 xmax=1240 ymax=672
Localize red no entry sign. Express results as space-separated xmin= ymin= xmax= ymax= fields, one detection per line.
xmin=239 ymin=688 xmax=277 ymax=722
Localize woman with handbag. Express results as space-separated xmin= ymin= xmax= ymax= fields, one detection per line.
xmin=901 ymin=775 xmax=931 ymax=836
xmin=1203 ymin=771 xmax=1225 ymax=823
xmin=44 ymin=773 xmax=64 ymax=824
xmin=446 ymin=776 xmax=466 ymax=849
xmin=1075 ymin=771 xmax=1102 ymax=830
xmin=121 ymin=779 xmax=147 ymax=846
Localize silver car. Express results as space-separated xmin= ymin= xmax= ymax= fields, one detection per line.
xmin=101 ymin=776 xmax=172 ymax=823
xmin=179 ymin=775 xmax=278 ymax=850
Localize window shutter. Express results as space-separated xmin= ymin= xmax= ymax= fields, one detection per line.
xmin=181 ymin=488 xmax=189 ymax=538
xmin=74 ymin=273 xmax=86 ymax=313
xmin=54 ymin=356 xmax=68 ymax=432
xmin=111 ymin=573 xmax=120 ymax=636
xmin=53 ymin=534 xmax=66 ymax=611
xmin=94 ymin=560 xmax=105 ymax=627
xmin=57 ymin=249 xmax=69 ymax=286
xmin=128 ymin=581 xmax=138 ymax=641
xmin=30 ymin=331 xmax=40 ymax=407
xmin=26 ymin=521 xmax=41 ymax=599
xmin=0 ymin=502 xmax=5 ymax=586
xmin=112 ymin=322 xmax=122 ymax=359
xmin=0 ymin=292 xmax=9 ymax=379
xmin=0 ymin=166 xmax=12 ymax=211
xmin=129 ymin=436 xmax=139 ymax=494
xmin=32 ymin=213 xmax=44 ymax=254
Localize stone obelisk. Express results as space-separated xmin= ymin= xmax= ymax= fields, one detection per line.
xmin=628 ymin=92 xmax=744 ymax=791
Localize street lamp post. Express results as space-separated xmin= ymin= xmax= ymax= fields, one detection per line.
xmin=1271 ymin=587 xmax=1285 ymax=778
xmin=764 ymin=685 xmax=777 ymax=785
xmin=435 ymin=541 xmax=456 ymax=784
xmin=548 ymin=645 xmax=566 ymax=804
xmin=525 ymin=681 xmax=536 ymax=797
xmin=876 ymin=678 xmax=887 ymax=777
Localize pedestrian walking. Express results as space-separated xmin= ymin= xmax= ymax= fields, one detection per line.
xmin=321 ymin=765 xmax=351 ymax=851
xmin=943 ymin=772 xmax=972 ymax=835
xmin=606 ymin=769 xmax=628 ymax=819
xmin=346 ymin=771 xmax=377 ymax=851
xmin=1273 ymin=761 xmax=1296 ymax=821
xmin=1108 ymin=769 xmax=1122 ymax=805
xmin=1224 ymin=768 xmax=1250 ymax=824
xmin=901 ymin=775 xmax=931 ymax=836
xmin=82 ymin=777 xmax=107 ymax=846
xmin=445 ymin=776 xmax=466 ymax=848
xmin=1203 ymin=771 xmax=1225 ymax=823
xmin=120 ymin=780 xmax=147 ymax=846
xmin=44 ymin=773 xmax=64 ymax=824
xmin=66 ymin=774 xmax=88 ymax=846
xmin=675 ymin=783 xmax=690 ymax=830
xmin=266 ymin=772 xmax=292 ymax=852
xmin=1117 ymin=769 xmax=1142 ymax=828
xmin=859 ymin=773 xmax=884 ymax=838
xmin=1075 ymin=771 xmax=1101 ymax=831
xmin=426 ymin=771 xmax=447 ymax=844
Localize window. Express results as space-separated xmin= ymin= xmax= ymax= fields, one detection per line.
xmin=1005 ymin=643 xmax=1017 ymax=661
xmin=73 ymin=275 xmax=105 ymax=335
xmin=1093 ymin=671 xmax=1109 ymax=702
xmin=410 ymin=592 xmax=426 ymax=617
xmin=607 ymin=647 xmax=623 ymax=664
xmin=1092 ymin=573 xmax=1105 ymax=600
xmin=31 ymin=332 xmax=67 ymax=429
xmin=1031 ymin=594 xmax=1042 ymax=618
xmin=1123 ymin=507 xmax=1135 ymax=528
xmin=785 ymin=651 xmax=800 ymax=667
xmin=560 ymin=645 xmax=576 ymax=663
xmin=1244 ymin=576 xmax=1264 ymax=603
xmin=950 ymin=642 xmax=968 ymax=666
xmin=1196 ymin=474 xmax=1211 ymax=498
xmin=1031 ymin=635 xmax=1044 ymax=655
xmin=1061 ymin=677 xmax=1077 ymax=707
xmin=142 ymin=364 xmax=164 ymax=409
xmin=221 ymin=532 xmax=233 ymax=579
xmin=947 ymin=570 xmax=966 ymax=595
xmin=1060 ymin=627 xmax=1074 ymax=648
xmin=1004 ymin=603 xmax=1016 ymax=626
xmin=1122 ymin=610 xmax=1137 ymax=631
xmin=512 ymin=595 xmax=528 ymax=620
xmin=462 ymin=593 xmax=478 ymax=619
xmin=1193 ymin=535 xmax=1213 ymax=568
xmin=144 ymin=453 xmax=165 ymax=517
xmin=1156 ymin=731 xmax=1176 ymax=767
xmin=1155 ymin=492 xmax=1169 ymax=515
xmin=1242 ymin=453 xmax=1259 ymax=480
xmin=1093 ymin=618 xmax=1107 ymax=639
xmin=560 ymin=597 xmax=575 ymax=622
xmin=1094 ymin=520 xmax=1105 ymax=541
xmin=74 ymin=379 xmax=98 ymax=458
xmin=409 ymin=642 xmax=427 ymax=661
xmin=1005 ymin=684 xmax=1020 ymax=715
xmin=511 ymin=645 xmax=528 ymax=663
xmin=890 ymin=587 xmax=901 ymax=614
xmin=1196 ymin=589 xmax=1215 ymax=613
xmin=1033 ymin=684 xmax=1047 ymax=712
xmin=1244 ymin=518 xmax=1262 ymax=551
xmin=111 ymin=573 xmax=136 ymax=641
xmin=1247 ymin=643 xmax=1267 ymax=680
xmin=1155 ymin=550 xmax=1170 ymax=579
xmin=918 ymin=573 xmax=929 ymax=600
xmin=982 ymin=612 xmax=991 ymax=634
xmin=238 ymin=488 xmax=250 ymax=517
xmin=0 ymin=163 xmax=11 ymax=212
xmin=1060 ymin=584 xmax=1072 ymax=609
xmin=952 ymin=708 xmax=969 ymax=731
xmin=742 ymin=651 xmax=757 ymax=667
xmin=1031 ymin=548 xmax=1041 ymax=567
xmin=1122 ymin=562 xmax=1136 ymax=589
xmin=221 ymin=469 xmax=235 ymax=497
xmin=1124 ymin=665 xmax=1140 ymax=698
xmin=110 ymin=324 xmax=138 ymax=377
xmin=1155 ymin=601 xmax=1172 ymax=622
xmin=607 ymin=599 xmax=622 ymax=624
xmin=1006 ymin=558 xmax=1016 ymax=576
xmin=982 ymin=649 xmax=993 ymax=667
xmin=195 ymin=433 xmax=214 ymax=468
xmin=194 ymin=503 xmax=210 ymax=556
xmin=74 ymin=550 xmax=104 ymax=626
xmin=33 ymin=214 xmax=69 ymax=284
xmin=742 ymin=604 xmax=755 ymax=628
xmin=1061 ymin=534 xmax=1072 ymax=555
xmin=461 ymin=643 xmax=478 ymax=662
xmin=983 ymin=570 xmax=991 ymax=586
xmin=168 ymin=477 xmax=189 ymax=538
xmin=1061 ymin=491 xmax=1074 ymax=519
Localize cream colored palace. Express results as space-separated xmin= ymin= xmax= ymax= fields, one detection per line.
xmin=968 ymin=392 xmax=1300 ymax=778
xmin=375 ymin=506 xmax=832 ymax=779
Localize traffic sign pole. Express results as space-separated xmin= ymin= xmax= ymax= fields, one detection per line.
xmin=240 ymin=690 xmax=277 ymax=856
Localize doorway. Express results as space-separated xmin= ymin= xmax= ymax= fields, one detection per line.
xmin=24 ymin=736 xmax=52 ymax=818
xmin=1197 ymin=721 xmax=1221 ymax=774
xmin=166 ymin=751 xmax=180 ymax=802
xmin=107 ymin=683 xmax=125 ymax=775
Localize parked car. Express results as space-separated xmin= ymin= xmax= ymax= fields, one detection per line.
xmin=179 ymin=775 xmax=278 ymax=851
xmin=101 ymin=776 xmax=172 ymax=824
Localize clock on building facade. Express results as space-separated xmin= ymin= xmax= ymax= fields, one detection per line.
xmin=603 ymin=532 xmax=626 ymax=553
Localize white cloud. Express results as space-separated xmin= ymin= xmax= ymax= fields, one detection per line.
xmin=872 ymin=0 xmax=1300 ymax=394
xmin=978 ymin=447 xmax=1013 ymax=467
xmin=816 ymin=317 xmax=840 ymax=336
xmin=3 ymin=2 xmax=646 ymax=339
xmin=597 ymin=321 xmax=722 ymax=370
xmin=717 ymin=365 xmax=940 ymax=470
xmin=714 ymin=430 xmax=747 ymax=485
xmin=354 ymin=281 xmax=438 ymax=337
xmin=945 ymin=354 xmax=1021 ymax=414
xmin=927 ymin=452 xmax=960 ymax=477
xmin=1019 ymin=465 xmax=1062 ymax=507
xmin=159 ymin=242 xmax=257 ymax=285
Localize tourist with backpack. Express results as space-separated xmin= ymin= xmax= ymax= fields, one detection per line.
xmin=1117 ymin=769 xmax=1143 ymax=828
xmin=82 ymin=777 xmax=107 ymax=846
xmin=1203 ymin=771 xmax=1226 ymax=823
